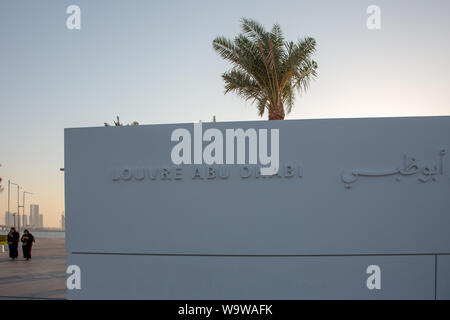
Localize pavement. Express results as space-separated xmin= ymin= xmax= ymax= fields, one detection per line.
xmin=0 ymin=238 xmax=67 ymax=300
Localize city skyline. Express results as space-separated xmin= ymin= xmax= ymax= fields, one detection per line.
xmin=1 ymin=0 xmax=450 ymax=227
xmin=3 ymin=203 xmax=48 ymax=229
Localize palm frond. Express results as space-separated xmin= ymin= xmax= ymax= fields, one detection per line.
xmin=240 ymin=18 xmax=266 ymax=41
xmin=256 ymin=96 xmax=269 ymax=117
xmin=222 ymin=69 xmax=260 ymax=101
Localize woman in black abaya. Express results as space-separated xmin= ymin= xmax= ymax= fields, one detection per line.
xmin=21 ymin=229 xmax=35 ymax=261
xmin=7 ymin=227 xmax=19 ymax=260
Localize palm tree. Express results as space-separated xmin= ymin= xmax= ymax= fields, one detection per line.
xmin=213 ymin=18 xmax=318 ymax=120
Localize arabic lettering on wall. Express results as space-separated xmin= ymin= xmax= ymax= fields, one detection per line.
xmin=341 ymin=149 xmax=446 ymax=189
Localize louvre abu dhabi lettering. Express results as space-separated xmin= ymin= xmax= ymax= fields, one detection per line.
xmin=111 ymin=164 xmax=303 ymax=182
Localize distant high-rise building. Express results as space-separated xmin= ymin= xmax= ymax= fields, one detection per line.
xmin=39 ymin=214 xmax=43 ymax=228
xmin=30 ymin=204 xmax=39 ymax=227
xmin=22 ymin=214 xmax=28 ymax=227
xmin=4 ymin=212 xmax=18 ymax=228
xmin=4 ymin=211 xmax=10 ymax=226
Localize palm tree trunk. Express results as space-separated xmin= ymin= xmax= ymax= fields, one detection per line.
xmin=268 ymin=103 xmax=285 ymax=120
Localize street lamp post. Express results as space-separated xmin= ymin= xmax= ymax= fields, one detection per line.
xmin=9 ymin=181 xmax=21 ymax=229
xmin=7 ymin=180 xmax=10 ymax=226
xmin=21 ymin=191 xmax=33 ymax=232
xmin=0 ymin=163 xmax=3 ymax=192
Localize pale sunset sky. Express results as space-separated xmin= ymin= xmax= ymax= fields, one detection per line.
xmin=1 ymin=0 xmax=449 ymax=227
